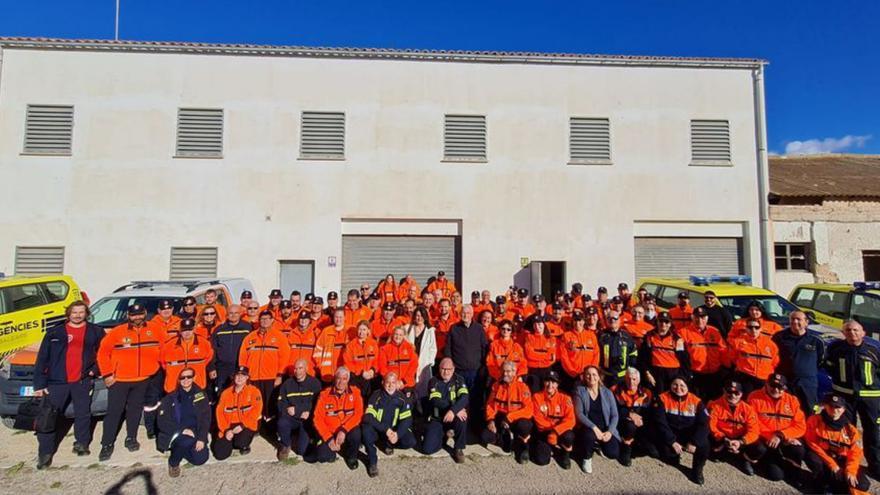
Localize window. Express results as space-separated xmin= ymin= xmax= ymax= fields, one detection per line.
xmin=170 ymin=247 xmax=218 ymax=280
xmin=0 ymin=283 xmax=48 ymax=314
xmin=775 ymin=243 xmax=810 ymax=271
xmin=23 ymin=104 xmax=74 ymax=155
xmin=656 ymin=286 xmax=682 ymax=309
xmin=851 ymin=294 xmax=880 ymax=333
xmin=569 ymin=117 xmax=611 ymax=164
xmin=443 ymin=114 xmax=487 ymax=161
xmin=812 ymin=290 xmax=849 ymax=317
xmin=690 ymin=119 xmax=731 ymax=165
xmin=175 ymin=108 xmax=223 ymax=158
xmin=14 ymin=246 xmax=65 ymax=275
xmin=41 ymin=281 xmax=69 ymax=303
xmin=300 ymin=111 xmax=345 ymax=160
xmin=863 ymin=251 xmax=880 ymax=281
xmin=792 ymin=288 xmax=816 ymax=307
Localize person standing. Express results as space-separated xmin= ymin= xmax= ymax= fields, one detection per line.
xmin=405 ymin=306 xmax=438 ymax=400
xmin=445 ymin=305 xmax=489 ymax=426
xmin=33 ymin=301 xmax=105 ymax=468
xmin=238 ymin=310 xmax=290 ymax=422
xmin=211 ymin=304 xmax=252 ymax=393
xmin=773 ymin=311 xmax=825 ymax=414
xmin=156 ymin=367 xmax=210 ymax=477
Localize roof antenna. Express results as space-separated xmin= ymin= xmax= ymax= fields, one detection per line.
xmin=114 ymin=0 xmax=120 ymax=41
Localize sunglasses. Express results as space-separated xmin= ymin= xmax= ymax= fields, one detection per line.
xmin=727 ymin=390 xmax=742 ymax=396
xmin=179 ymin=375 xmax=195 ymax=381
xmin=248 ymin=307 xmax=259 ymax=311
xmin=747 ymin=325 xmax=761 ymax=330
xmin=184 ymin=302 xmax=196 ymax=306
xmin=501 ymin=327 xmax=513 ymax=331
xmin=203 ymin=312 xmax=217 ymax=316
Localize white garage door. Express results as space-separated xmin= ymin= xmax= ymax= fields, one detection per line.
xmin=341 ymin=236 xmax=458 ymax=293
xmin=634 ymin=237 xmax=743 ymax=279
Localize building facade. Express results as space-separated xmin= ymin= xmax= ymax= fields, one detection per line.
xmin=770 ymin=154 xmax=880 ymax=297
xmin=0 ymin=38 xmax=770 ymax=300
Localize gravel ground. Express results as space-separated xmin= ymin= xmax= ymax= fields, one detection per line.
xmin=0 ymin=424 xmax=874 ymax=494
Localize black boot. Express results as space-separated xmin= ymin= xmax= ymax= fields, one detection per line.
xmin=72 ymin=442 xmax=90 ymax=456
xmin=37 ymin=454 xmax=53 ymax=470
xmin=98 ymin=444 xmax=114 ymax=462
xmin=620 ymin=444 xmax=632 ymax=467
xmin=560 ymin=450 xmax=571 ymax=470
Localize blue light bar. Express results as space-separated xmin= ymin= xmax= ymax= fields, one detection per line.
xmin=689 ymin=275 xmax=752 ymax=286
xmin=854 ymin=281 xmax=880 ymax=291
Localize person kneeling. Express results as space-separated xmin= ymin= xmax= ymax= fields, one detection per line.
xmin=574 ymin=366 xmax=620 ymax=474
xmin=532 ymin=371 xmax=576 ymax=469
xmin=422 ymin=358 xmax=469 ymax=463
xmin=276 ymin=359 xmax=322 ymax=461
xmin=157 ymin=367 xmax=210 ymax=477
xmin=482 ymin=361 xmax=534 ymax=464
xmin=213 ymin=366 xmax=262 ymax=460
xmin=362 ymin=372 xmax=417 ymax=477
xmin=313 ymin=367 xmax=364 ymax=469
xmin=653 ymin=377 xmax=709 ymax=485
xmin=804 ymin=393 xmax=871 ymax=495
xmin=708 ymin=380 xmax=762 ymax=476
xmin=746 ymin=374 xmax=807 ymax=482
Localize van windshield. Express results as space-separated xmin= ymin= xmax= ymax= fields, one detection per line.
xmin=89 ymin=297 xmax=182 ymax=328
xmin=718 ymin=295 xmax=800 ymax=326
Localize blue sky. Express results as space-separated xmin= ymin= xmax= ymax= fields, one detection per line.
xmin=2 ymin=0 xmax=877 ymax=155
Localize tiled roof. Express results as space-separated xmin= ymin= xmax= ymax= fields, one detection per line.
xmin=769 ymin=154 xmax=880 ymax=198
xmin=0 ymin=37 xmax=766 ymax=69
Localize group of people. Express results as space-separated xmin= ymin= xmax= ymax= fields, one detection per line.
xmin=29 ymin=272 xmax=880 ymax=494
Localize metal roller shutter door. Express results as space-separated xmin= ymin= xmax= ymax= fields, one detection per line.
xmin=634 ymin=237 xmax=743 ymax=279
xmin=341 ymin=236 xmax=456 ymax=293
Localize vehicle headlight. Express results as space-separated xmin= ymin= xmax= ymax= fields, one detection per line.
xmin=0 ymin=357 xmax=10 ymax=380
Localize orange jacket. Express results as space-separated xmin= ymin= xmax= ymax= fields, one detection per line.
xmin=159 ymin=334 xmax=214 ymax=393
xmin=343 ymin=337 xmax=379 ymax=376
xmin=427 ymin=279 xmax=456 ymax=300
xmin=371 ymin=316 xmax=408 ymax=342
xmin=258 ymin=303 xmax=282 ymax=321
xmin=313 ymin=386 xmax=364 ymax=441
xmin=679 ymin=324 xmax=727 ymax=374
xmin=486 ymin=339 xmax=528 ymax=380
xmin=558 ymin=329 xmax=599 ymax=378
xmin=197 ymin=303 xmax=227 ymax=324
xmin=612 ymin=384 xmax=653 ymax=411
xmin=486 ymin=379 xmax=533 ymax=422
xmin=524 ymin=333 xmax=557 ymax=369
xmin=623 ymin=320 xmax=654 ymax=345
xmin=376 ymin=281 xmax=399 ymax=304
xmin=396 ymin=280 xmax=420 ymax=302
xmin=344 ymin=306 xmax=373 ymax=330
xmin=97 ymin=323 xmax=164 ymax=382
xmin=216 ymin=384 xmax=262 ymax=435
xmin=510 ymin=303 xmax=536 ymax=319
xmin=146 ymin=315 xmax=181 ymax=337
xmin=194 ymin=322 xmax=217 ymax=339
xmin=312 ymin=326 xmax=348 ymax=382
xmin=483 ymin=324 xmax=500 ymax=342
xmin=286 ymin=327 xmax=317 ymax=375
xmin=805 ymin=414 xmax=864 ymax=478
xmin=708 ymin=398 xmax=760 ymax=444
xmin=747 ymin=389 xmax=806 ymax=442
xmin=532 ymin=390 xmax=576 ymax=444
xmin=643 ymin=330 xmax=685 ymax=369
xmin=727 ymin=318 xmax=783 ymax=346
xmin=729 ymin=334 xmax=779 ymax=380
xmin=378 ymin=340 xmax=419 ymax=387
xmin=668 ymin=304 xmax=693 ymax=330
xmin=473 ymin=303 xmax=495 ymax=319
xmin=434 ymin=315 xmax=459 ymax=352
xmin=545 ymin=320 xmax=566 ymax=338
xmin=238 ymin=329 xmax=290 ymax=381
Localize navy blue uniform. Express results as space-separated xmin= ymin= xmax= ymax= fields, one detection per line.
xmin=598 ymin=330 xmax=638 ymax=388
xmin=156 ymin=385 xmax=211 ymax=468
xmin=362 ymin=388 xmax=416 ymax=466
xmin=422 ymin=374 xmax=469 ymax=453
xmin=211 ymin=320 xmax=252 ymax=390
xmin=772 ymin=328 xmax=825 ymax=413
xmin=276 ymin=374 xmax=322 ymax=455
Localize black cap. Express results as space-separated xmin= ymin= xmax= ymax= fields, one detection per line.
xmin=584 ymin=306 xmax=598 ymax=315
xmin=234 ymin=365 xmax=249 ymax=376
xmin=182 ymin=296 xmax=197 ymax=305
xmin=581 ymin=294 xmax=592 ymax=303
xmin=383 ymin=302 xmax=396 ymax=311
xmin=516 ymin=288 xmax=528 ymax=298
xmin=693 ymin=306 xmax=708 ymax=317
xmin=495 ymin=295 xmax=507 ymax=304
xmin=572 ymin=310 xmax=585 ymax=321
xmin=725 ymin=380 xmax=743 ymax=394
xmin=369 ymin=291 xmax=380 ymax=300
xmin=438 ymin=270 xmax=446 ymax=276
xmin=280 ymin=300 xmax=292 ymax=309
xmin=241 ymin=290 xmax=253 ymax=299
xmin=128 ymin=303 xmax=146 ymax=315
xmin=327 ymin=291 xmax=338 ymax=300
xmin=180 ymin=318 xmax=196 ymax=330
xmin=658 ymin=312 xmax=672 ymax=323
xmin=532 ymin=294 xmax=545 ymax=303
xmin=572 ymin=283 xmax=583 ymax=294
xmin=678 ymin=291 xmax=689 ymax=299
xmin=611 ymin=296 xmax=623 ymax=304
xmin=259 ymin=310 xmax=274 ymax=319
xmin=822 ymin=392 xmax=846 ymax=407
xmin=304 ymin=293 xmax=315 ymax=301
xmin=617 ymin=282 xmax=628 ymax=290
xmin=545 ymin=371 xmax=561 ymax=383
xmin=767 ymin=373 xmax=787 ymax=389
xmin=597 ymin=286 xmax=608 ymax=294
xmin=312 ymin=297 xmax=324 ymax=305
xmin=554 ymin=289 xmax=565 ymax=297
xmin=158 ymin=299 xmax=174 ymax=310
xmin=471 ymin=291 xmax=480 ymax=298
xmin=551 ymin=303 xmax=563 ymax=311
xmin=269 ymin=289 xmax=283 ymax=298
xmin=299 ymin=311 xmax=312 ymax=321
xmin=532 ymin=314 xmax=546 ymax=323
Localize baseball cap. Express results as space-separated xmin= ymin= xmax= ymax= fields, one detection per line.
xmin=822 ymin=392 xmax=846 ymax=407
xmin=280 ymin=300 xmax=292 ymax=309
xmin=532 ymin=294 xmax=545 ymax=303
xmin=597 ymin=286 xmax=608 ymax=294
xmin=240 ymin=290 xmax=253 ymax=299
xmin=438 ymin=270 xmax=446 ymax=276
xmin=234 ymin=366 xmax=250 ymax=377
xmin=724 ymin=380 xmax=743 ymax=394
xmin=180 ymin=318 xmax=196 ymax=330
xmin=471 ymin=291 xmax=480 ymax=298
xmin=572 ymin=283 xmax=583 ymax=294
xmin=693 ymin=306 xmax=708 ymax=317
xmin=658 ymin=312 xmax=672 ymax=323
xmin=584 ymin=306 xmax=598 ymax=315
xmin=157 ymin=300 xmax=174 ymax=310
xmin=304 ymin=293 xmax=315 ymax=302
xmin=312 ymin=297 xmax=324 ymax=305
xmin=532 ymin=314 xmax=546 ymax=323
xmin=299 ymin=311 xmax=312 ymax=321
xmin=545 ymin=371 xmax=561 ymax=383
xmin=128 ymin=303 xmax=146 ymax=315
xmin=611 ymin=296 xmax=623 ymax=304
xmin=495 ymin=295 xmax=507 ymax=304
xmin=383 ymin=302 xmax=396 ymax=311
xmin=516 ymin=288 xmax=528 ymax=298
xmin=767 ymin=373 xmax=787 ymax=389
xmin=572 ymin=310 xmax=585 ymax=321
xmin=678 ymin=291 xmax=689 ymax=299
xmin=369 ymin=291 xmax=380 ymax=300
xmin=617 ymin=282 xmax=628 ymax=290
xmin=259 ymin=310 xmax=274 ymax=319
xmin=269 ymin=289 xmax=283 ymax=298
xmin=327 ymin=291 xmax=339 ymax=301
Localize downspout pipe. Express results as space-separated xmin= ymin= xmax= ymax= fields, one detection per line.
xmin=752 ymin=64 xmax=773 ymax=289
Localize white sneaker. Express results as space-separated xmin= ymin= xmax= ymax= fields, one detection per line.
xmin=580 ymin=458 xmax=593 ymax=474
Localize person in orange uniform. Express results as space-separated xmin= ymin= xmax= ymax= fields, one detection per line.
xmin=727 ymin=301 xmax=784 ymax=345
xmin=288 ymin=291 xmax=306 ymax=320
xmin=313 ymin=308 xmax=348 ymax=384
xmin=545 ymin=304 xmax=569 ymax=337
xmin=396 ymin=275 xmax=418 ymax=302
xmin=668 ymin=292 xmax=693 ymax=330
xmin=478 ymin=309 xmax=498 ymax=342
xmin=242 ymin=301 xmax=261 ymax=327
xmin=473 ymin=290 xmax=494 ymax=317
xmin=524 ymin=315 xmax=558 ymax=392
xmin=613 ymin=368 xmax=656 ymax=466
xmin=486 ymin=320 xmax=528 ymax=382
xmin=371 ymin=302 xmax=405 ymax=342
xmin=747 ymin=374 xmax=807 ymax=482
xmin=511 ymin=288 xmax=536 ymax=320
xmin=260 ymin=289 xmax=284 ymax=321
xmin=195 ymin=304 xmax=220 ymax=338
xmin=197 ymin=288 xmax=227 ymax=324
xmin=558 ymin=310 xmax=600 ymax=392
xmin=97 ymin=304 xmax=164 ymax=461
xmin=274 ymin=300 xmax=297 ymax=333
xmin=708 ymin=380 xmax=762 ymax=476
xmin=728 ymin=318 xmax=780 ymax=397
xmin=531 ymin=372 xmax=576 ymax=469
xmin=344 ymin=320 xmax=380 ymax=400
xmin=238 ymin=310 xmax=290 ymax=420
xmin=805 ymin=393 xmax=872 ymax=495
xmin=313 ymin=367 xmax=364 ymax=469
xmin=434 ymin=299 xmax=460 ymax=353
xmin=286 ymin=311 xmax=317 ymax=376
xmin=213 ymin=366 xmax=262 ymax=460
xmin=344 ymin=289 xmax=373 ymax=330
xmin=147 ymin=300 xmax=182 ymax=337
xmin=427 ymin=271 xmax=456 ymax=300
xmin=159 ymin=317 xmax=215 ymax=393
xmin=376 ymin=274 xmax=399 ymax=304
xmin=652 ymin=377 xmax=709 ymax=485
xmin=378 ymin=326 xmax=419 ymax=396
xmin=679 ymin=306 xmax=728 ymax=400
xmin=639 ymin=312 xmax=688 ymax=394
xmin=623 ymin=306 xmax=654 ymax=347
xmin=308 ymin=296 xmax=331 ymax=329
xmin=482 ymin=361 xmax=534 ymax=464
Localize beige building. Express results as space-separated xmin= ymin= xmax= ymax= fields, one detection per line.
xmin=770 ymin=154 xmax=880 ymax=297
xmin=0 ymin=38 xmax=772 ymax=300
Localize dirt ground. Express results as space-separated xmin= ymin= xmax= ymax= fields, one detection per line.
xmin=0 ymin=423 xmax=874 ymax=494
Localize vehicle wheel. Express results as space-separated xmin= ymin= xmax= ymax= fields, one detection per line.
xmin=1 ymin=417 xmax=15 ymax=429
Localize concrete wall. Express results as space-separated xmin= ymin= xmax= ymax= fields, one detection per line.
xmin=771 ymin=201 xmax=880 ymax=296
xmin=0 ymin=47 xmax=765 ymax=300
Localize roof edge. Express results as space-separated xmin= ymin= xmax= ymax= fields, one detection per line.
xmin=0 ymin=37 xmax=767 ymax=69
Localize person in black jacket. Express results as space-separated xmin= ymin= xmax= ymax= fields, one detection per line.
xmin=33 ymin=301 xmax=105 ymax=469
xmin=444 ymin=305 xmax=488 ymax=429
xmin=210 ymin=304 xmax=251 ymax=394
xmin=362 ymin=372 xmax=416 ymax=477
xmin=702 ymin=291 xmax=733 ymax=338
xmin=421 ymin=357 xmax=469 ymax=462
xmin=156 ymin=367 xmax=211 ymax=477
xmin=652 ymin=377 xmax=709 ymax=485
xmin=276 ymin=358 xmax=322 ymax=461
